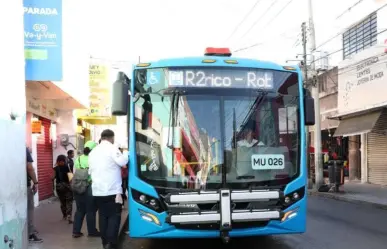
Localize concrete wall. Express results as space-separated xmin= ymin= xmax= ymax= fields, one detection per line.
xmin=319 ymin=67 xmax=340 ymax=130
xmin=54 ymin=110 xmax=79 ymax=162
xmin=0 ymin=0 xmax=28 ymax=248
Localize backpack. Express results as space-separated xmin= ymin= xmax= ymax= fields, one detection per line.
xmin=70 ymin=157 xmax=89 ymax=195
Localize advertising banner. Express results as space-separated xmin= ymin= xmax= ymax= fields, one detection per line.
xmin=24 ymin=0 xmax=63 ymax=81
xmin=88 ymin=64 xmax=111 ymax=117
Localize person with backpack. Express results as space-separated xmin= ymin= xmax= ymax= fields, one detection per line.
xmin=72 ymin=141 xmax=100 ymax=238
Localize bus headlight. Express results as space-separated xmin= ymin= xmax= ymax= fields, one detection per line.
xmin=132 ymin=189 xmax=164 ymax=213
xmin=149 ymin=199 xmax=158 ymax=208
xmin=139 ymin=195 xmax=147 ymax=203
xmin=282 ymin=187 xmax=305 ymax=207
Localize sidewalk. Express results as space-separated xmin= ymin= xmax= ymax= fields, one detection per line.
xmin=28 ymin=197 xmax=128 ymax=249
xmin=308 ymin=181 xmax=387 ymax=210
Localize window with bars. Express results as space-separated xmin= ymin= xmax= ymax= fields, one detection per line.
xmin=343 ymin=12 xmax=377 ymax=59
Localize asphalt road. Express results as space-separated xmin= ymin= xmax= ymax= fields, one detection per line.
xmin=121 ymin=196 xmax=387 ymax=249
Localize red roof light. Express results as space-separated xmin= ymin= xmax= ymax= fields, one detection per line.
xmin=204 ymin=47 xmax=232 ymax=57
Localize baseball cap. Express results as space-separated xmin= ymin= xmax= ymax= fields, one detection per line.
xmin=85 ymin=140 xmax=97 ymax=150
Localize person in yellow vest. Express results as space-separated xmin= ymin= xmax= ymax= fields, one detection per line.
xmin=72 ymin=141 xmax=100 ymax=238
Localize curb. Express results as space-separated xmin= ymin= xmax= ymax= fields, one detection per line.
xmin=308 ymin=191 xmax=387 ymax=210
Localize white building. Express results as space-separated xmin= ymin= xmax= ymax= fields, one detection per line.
xmin=312 ymin=1 xmax=387 ymax=185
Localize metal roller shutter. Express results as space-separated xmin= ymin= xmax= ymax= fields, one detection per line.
xmin=37 ymin=117 xmax=53 ymax=200
xmin=367 ymin=110 xmax=387 ymax=185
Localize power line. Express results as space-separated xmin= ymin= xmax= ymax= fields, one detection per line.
xmin=224 ymin=0 xmax=263 ymax=43
xmin=233 ymin=29 xmax=300 ymax=53
xmin=336 ymin=0 xmax=365 ymax=20
xmin=264 ymin=0 xmax=295 ymax=29
xmin=240 ymin=0 xmax=279 ymax=39
xmin=314 ymin=3 xmax=387 ymax=52
xmin=233 ymin=0 xmax=297 ymax=53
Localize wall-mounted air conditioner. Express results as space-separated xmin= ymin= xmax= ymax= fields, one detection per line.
xmin=315 ymin=51 xmax=329 ymax=72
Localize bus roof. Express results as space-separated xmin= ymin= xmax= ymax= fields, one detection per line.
xmin=134 ymin=56 xmax=300 ymax=73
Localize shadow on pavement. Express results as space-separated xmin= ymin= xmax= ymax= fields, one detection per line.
xmin=129 ymin=235 xmax=292 ymax=249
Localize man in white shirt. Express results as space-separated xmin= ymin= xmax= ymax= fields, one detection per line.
xmin=89 ymin=129 xmax=128 ymax=249
xmin=237 ymin=125 xmax=264 ymax=148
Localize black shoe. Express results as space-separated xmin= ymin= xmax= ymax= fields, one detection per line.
xmin=88 ymin=231 xmax=101 ymax=237
xmin=29 ymin=234 xmax=43 ymax=243
xmin=72 ymin=233 xmax=84 ymax=238
xmin=104 ymin=243 xmax=117 ymax=249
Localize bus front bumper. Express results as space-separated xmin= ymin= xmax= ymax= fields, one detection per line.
xmin=129 ymin=189 xmax=306 ymax=239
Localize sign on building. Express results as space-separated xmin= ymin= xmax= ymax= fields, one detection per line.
xmin=338 ymin=45 xmax=387 ymax=114
xmin=88 ymin=64 xmax=111 ymax=117
xmin=23 ymin=0 xmax=63 ymax=81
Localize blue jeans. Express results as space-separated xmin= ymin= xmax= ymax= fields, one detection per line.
xmin=73 ymin=185 xmax=98 ymax=235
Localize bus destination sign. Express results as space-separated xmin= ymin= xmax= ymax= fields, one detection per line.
xmin=168 ymin=69 xmax=274 ymax=90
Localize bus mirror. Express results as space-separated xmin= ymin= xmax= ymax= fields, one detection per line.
xmin=141 ymin=100 xmax=152 ymax=129
xmin=304 ymin=97 xmax=315 ymax=126
xmin=112 ymin=72 xmax=130 ymax=116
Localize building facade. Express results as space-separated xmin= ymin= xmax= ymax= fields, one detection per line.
xmin=333 ymin=44 xmax=387 ymax=185
xmin=308 ymin=1 xmax=387 ymax=185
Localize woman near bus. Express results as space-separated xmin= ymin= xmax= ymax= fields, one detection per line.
xmin=52 ymin=154 xmax=74 ymax=224
xmin=72 ymin=141 xmax=100 ymax=238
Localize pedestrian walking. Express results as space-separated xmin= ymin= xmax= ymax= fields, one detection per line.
xmin=67 ymin=149 xmax=75 ymax=172
xmin=53 ymin=154 xmax=74 ymax=224
xmin=72 ymin=141 xmax=100 ymax=238
xmin=26 ymin=147 xmax=43 ymax=243
xmin=89 ymin=129 xmax=128 ymax=249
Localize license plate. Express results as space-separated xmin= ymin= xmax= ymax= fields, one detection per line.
xmin=251 ymin=154 xmax=285 ymax=170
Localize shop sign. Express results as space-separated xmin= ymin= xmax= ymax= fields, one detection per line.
xmin=23 ymin=0 xmax=63 ymax=81
xmin=88 ymin=64 xmax=111 ymax=117
xmin=27 ymin=99 xmax=58 ymax=121
xmin=338 ymin=45 xmax=387 ymax=114
xmin=31 ymin=120 xmax=42 ymax=134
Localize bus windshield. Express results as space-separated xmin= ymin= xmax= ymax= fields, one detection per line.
xmin=134 ymin=68 xmax=300 ymax=190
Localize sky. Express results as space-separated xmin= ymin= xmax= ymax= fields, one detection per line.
xmin=81 ymin=0 xmax=384 ymax=66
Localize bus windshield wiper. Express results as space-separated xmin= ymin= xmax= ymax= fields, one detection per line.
xmin=237 ymin=175 xmax=255 ymax=180
xmin=167 ymin=91 xmax=180 ymax=171
xmin=232 ymin=108 xmax=237 ymax=172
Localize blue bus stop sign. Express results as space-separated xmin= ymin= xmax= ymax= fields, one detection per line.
xmin=23 ymin=0 xmax=63 ymax=81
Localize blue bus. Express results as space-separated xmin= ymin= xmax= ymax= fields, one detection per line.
xmin=111 ymin=47 xmax=315 ymax=243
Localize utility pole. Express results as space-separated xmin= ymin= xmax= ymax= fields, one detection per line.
xmin=308 ymin=0 xmax=323 ymax=189
xmin=301 ymin=22 xmax=313 ymax=189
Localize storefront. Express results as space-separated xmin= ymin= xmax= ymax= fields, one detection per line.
xmin=26 ymin=98 xmax=58 ymax=201
xmin=331 ymin=45 xmax=387 ymax=185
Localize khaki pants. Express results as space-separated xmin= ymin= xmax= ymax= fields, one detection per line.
xmin=27 ymin=187 xmax=36 ymax=236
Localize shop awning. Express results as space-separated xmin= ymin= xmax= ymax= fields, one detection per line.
xmin=26 ymin=81 xmax=87 ymax=110
xmin=74 ymin=109 xmax=117 ymax=125
xmin=333 ymin=111 xmax=381 ymax=137
xmin=78 ymin=115 xmax=117 ymax=125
